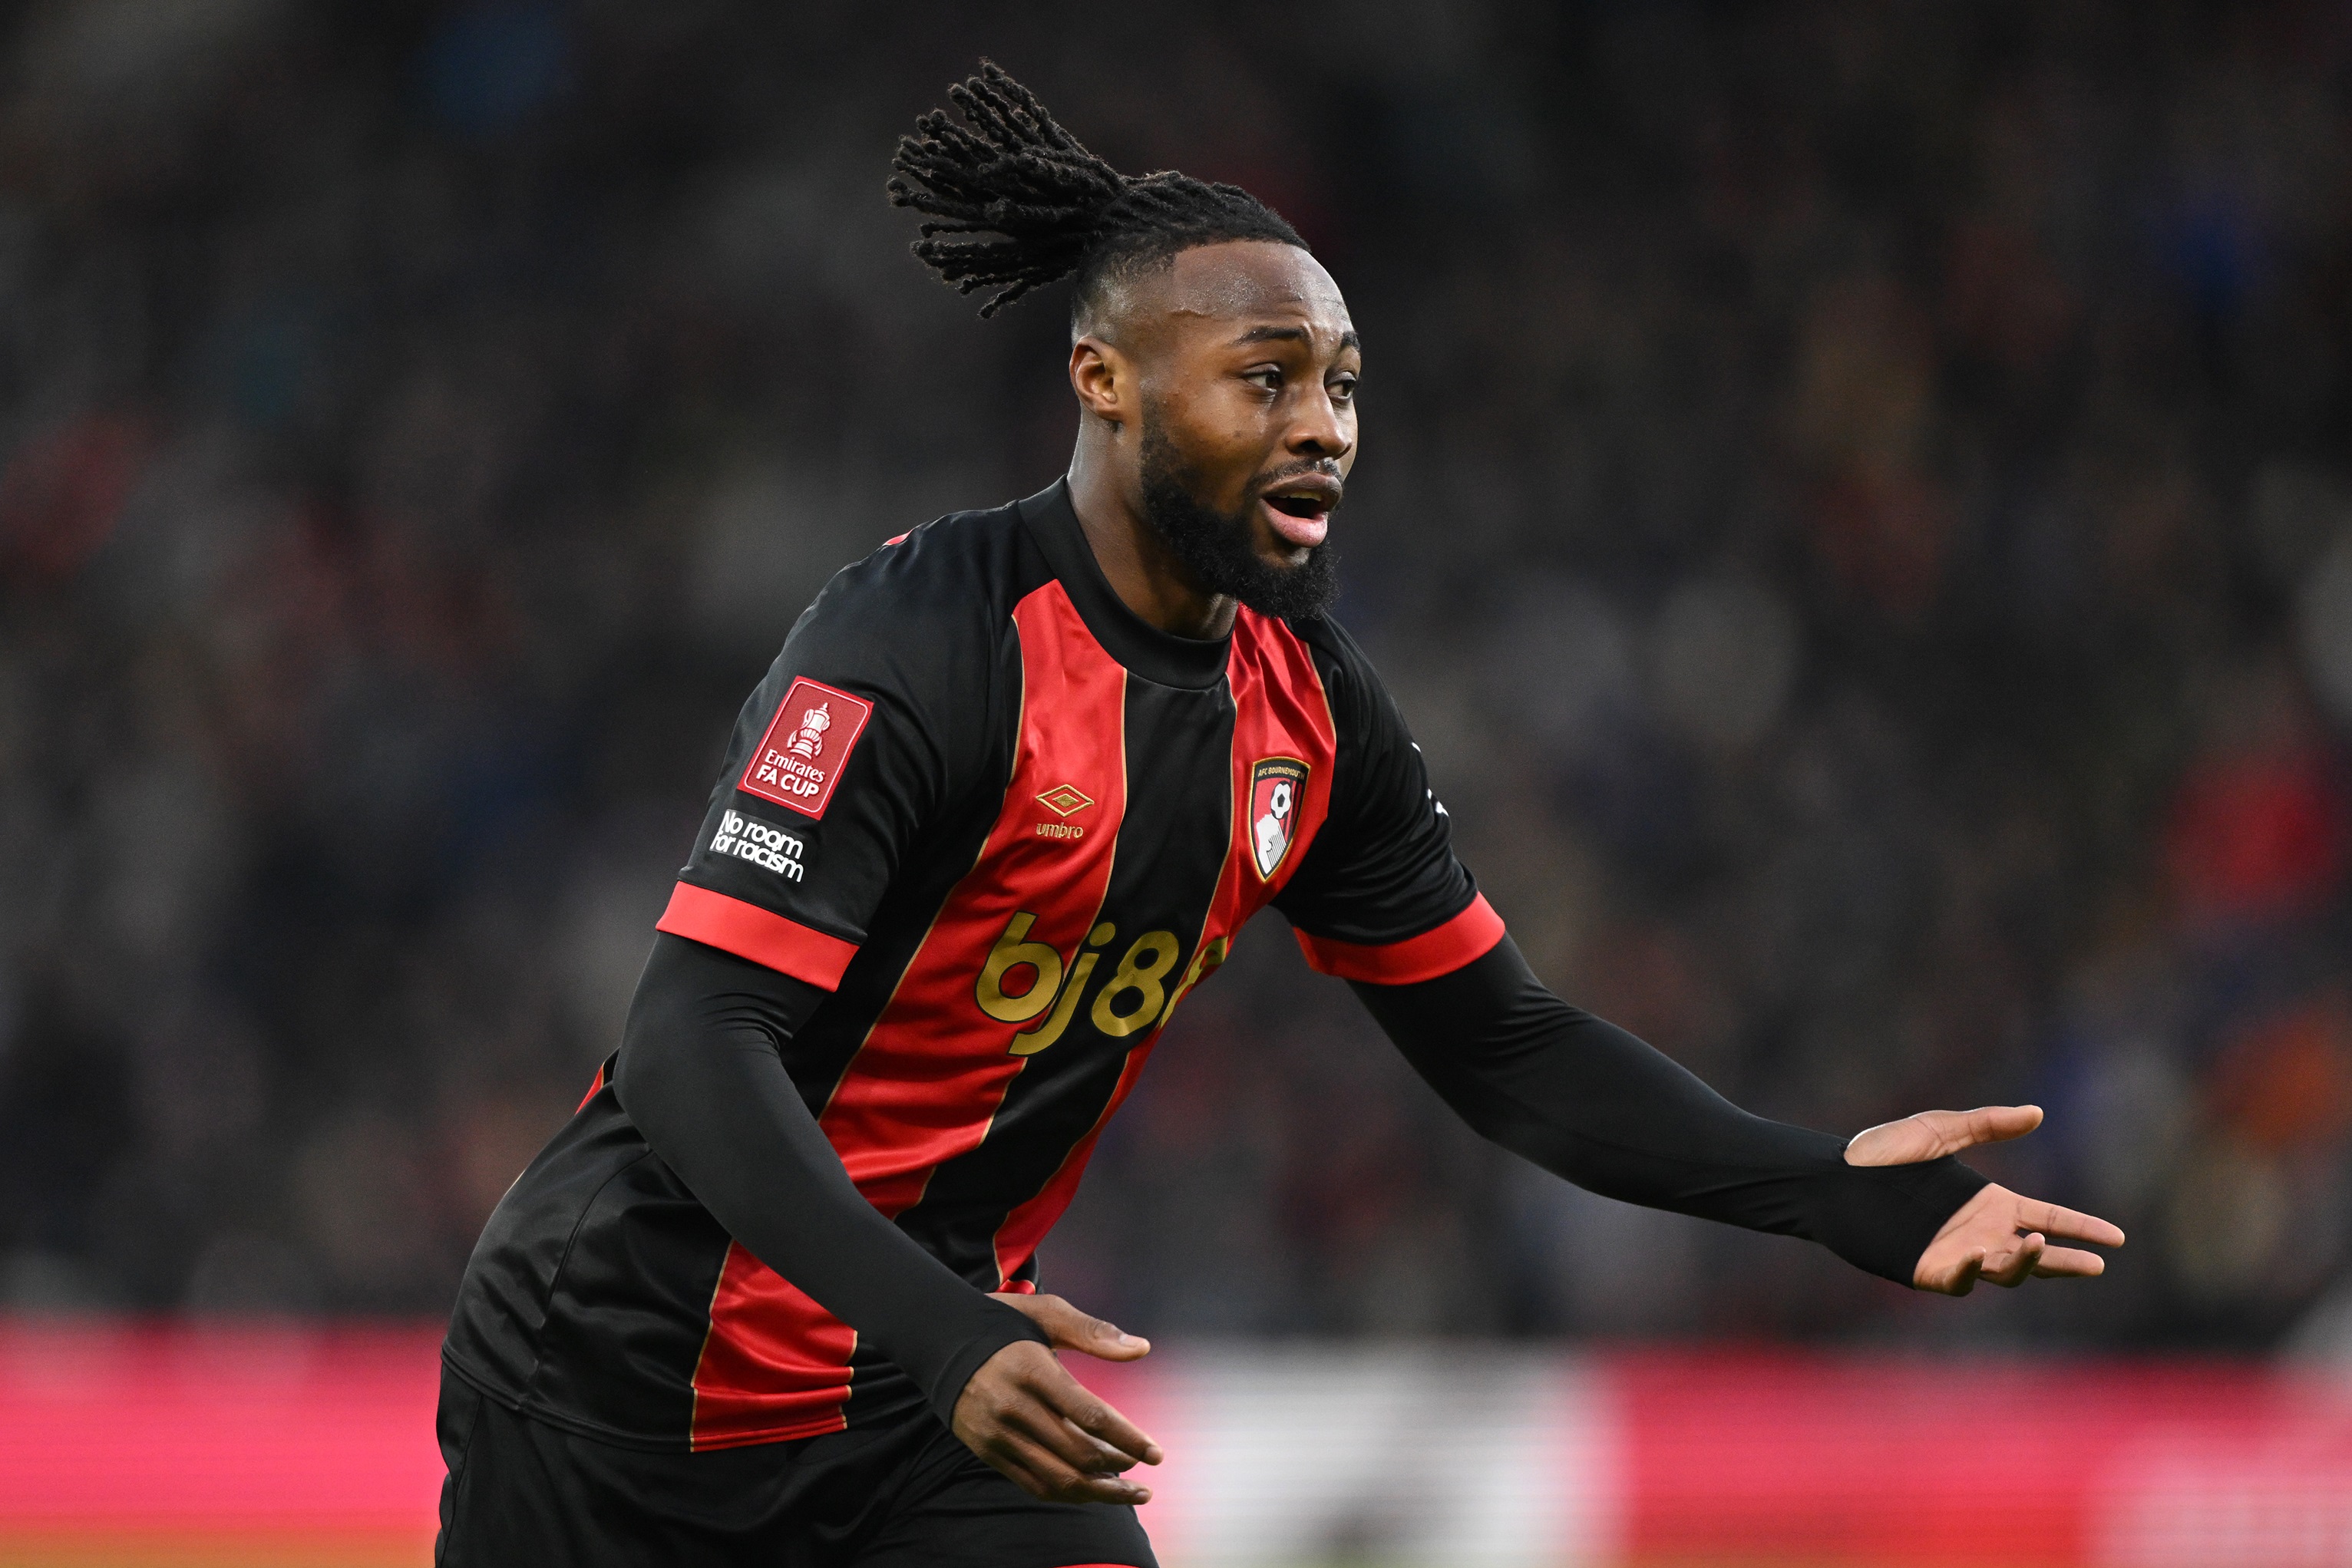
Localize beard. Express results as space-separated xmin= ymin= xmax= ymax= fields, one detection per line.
xmin=1137 ymin=409 xmax=1340 ymax=622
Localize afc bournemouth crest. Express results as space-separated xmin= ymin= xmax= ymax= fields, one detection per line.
xmin=1249 ymin=757 xmax=1309 ymax=880
xmin=740 ymin=677 xmax=873 ymax=819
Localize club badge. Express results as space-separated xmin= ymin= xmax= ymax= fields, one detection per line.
xmin=740 ymin=677 xmax=873 ymax=819
xmin=1248 ymin=757 xmax=1309 ymax=880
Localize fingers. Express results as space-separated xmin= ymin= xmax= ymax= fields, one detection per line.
xmin=967 ymin=1338 xmax=1163 ymax=1463
xmin=996 ymin=1371 xmax=1153 ymax=1474
xmin=1046 ymin=1370 xmax=1164 ymax=1466
xmin=991 ymin=1292 xmax=1153 ymax=1362
xmin=980 ymin=1428 xmax=1155 ymax=1507
xmin=1982 ymin=1231 xmax=2046 ymax=1287
xmin=2030 ymin=1245 xmax=2106 ymax=1279
xmin=1914 ymin=1177 xmax=2124 ymax=1293
xmin=1951 ymin=1232 xmax=2110 ymax=1288
xmin=1922 ymin=1245 xmax=1986 ymax=1296
xmin=952 ymin=1339 xmax=1164 ymax=1508
xmin=999 ymin=1400 xmax=1151 ymax=1494
xmin=2011 ymin=1196 xmax=2126 ymax=1250
xmin=963 ymin=1394 xmax=1155 ymax=1506
xmin=1925 ymin=1232 xmax=2043 ymax=1292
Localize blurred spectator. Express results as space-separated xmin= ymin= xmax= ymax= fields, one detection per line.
xmin=2 ymin=1 xmax=2349 ymax=1352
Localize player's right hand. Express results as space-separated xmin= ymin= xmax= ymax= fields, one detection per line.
xmin=951 ymin=1293 xmax=1164 ymax=1506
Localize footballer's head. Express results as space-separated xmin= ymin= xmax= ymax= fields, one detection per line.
xmin=890 ymin=62 xmax=1354 ymax=619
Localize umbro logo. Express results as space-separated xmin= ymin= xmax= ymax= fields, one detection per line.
xmin=1036 ymin=784 xmax=1093 ymax=817
xmin=1034 ymin=783 xmax=1093 ymax=842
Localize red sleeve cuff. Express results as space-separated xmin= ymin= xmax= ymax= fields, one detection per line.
xmin=655 ymin=883 xmax=861 ymax=991
xmin=1292 ymin=893 xmax=1506 ymax=985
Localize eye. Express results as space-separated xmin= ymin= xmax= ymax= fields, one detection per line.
xmin=1330 ymin=375 xmax=1358 ymax=403
xmin=1242 ymin=366 xmax=1282 ymax=393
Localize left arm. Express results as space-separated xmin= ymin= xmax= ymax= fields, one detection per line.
xmin=1353 ymin=935 xmax=2122 ymax=1292
xmin=1276 ymin=616 xmax=2120 ymax=1293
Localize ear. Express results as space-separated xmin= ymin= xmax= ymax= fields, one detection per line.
xmin=1069 ymin=335 xmax=1130 ymax=429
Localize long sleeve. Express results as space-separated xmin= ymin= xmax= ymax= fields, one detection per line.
xmin=1350 ymin=936 xmax=1990 ymax=1284
xmin=613 ymin=932 xmax=1046 ymax=1428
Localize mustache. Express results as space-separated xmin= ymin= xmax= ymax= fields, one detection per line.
xmin=1253 ymin=461 xmax=1346 ymax=506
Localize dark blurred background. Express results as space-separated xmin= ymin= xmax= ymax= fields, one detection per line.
xmin=2 ymin=1 xmax=2348 ymax=1357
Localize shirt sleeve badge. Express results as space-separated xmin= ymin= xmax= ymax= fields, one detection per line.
xmin=741 ymin=678 xmax=874 ymax=819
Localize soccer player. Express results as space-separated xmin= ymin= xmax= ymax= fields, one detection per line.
xmin=435 ymin=64 xmax=2124 ymax=1567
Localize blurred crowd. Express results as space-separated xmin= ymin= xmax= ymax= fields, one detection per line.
xmin=2 ymin=2 xmax=2349 ymax=1352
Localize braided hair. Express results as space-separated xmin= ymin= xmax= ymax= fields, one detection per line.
xmin=887 ymin=61 xmax=1306 ymax=319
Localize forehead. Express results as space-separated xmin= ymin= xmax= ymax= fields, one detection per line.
xmin=1151 ymin=241 xmax=1353 ymax=343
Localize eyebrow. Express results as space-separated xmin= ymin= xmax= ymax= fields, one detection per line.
xmin=1231 ymin=325 xmax=1362 ymax=352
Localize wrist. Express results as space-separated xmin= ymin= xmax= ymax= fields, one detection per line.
xmin=1814 ymin=1154 xmax=1992 ymax=1285
xmin=922 ymin=1298 xmax=1052 ymax=1429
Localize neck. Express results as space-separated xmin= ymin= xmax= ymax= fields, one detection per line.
xmin=1065 ymin=428 xmax=1237 ymax=642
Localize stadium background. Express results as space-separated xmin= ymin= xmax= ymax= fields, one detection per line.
xmin=2 ymin=1 xmax=2350 ymax=1563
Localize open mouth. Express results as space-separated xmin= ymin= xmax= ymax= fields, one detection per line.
xmin=1259 ymin=483 xmax=1339 ymax=548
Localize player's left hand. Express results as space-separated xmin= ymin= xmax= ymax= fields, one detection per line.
xmin=1843 ymin=1104 xmax=2127 ymax=1295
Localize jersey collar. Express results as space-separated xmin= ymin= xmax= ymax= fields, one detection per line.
xmin=1017 ymin=479 xmax=1233 ymax=692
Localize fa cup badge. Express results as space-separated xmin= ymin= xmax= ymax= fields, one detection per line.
xmin=739 ymin=678 xmax=872 ymax=820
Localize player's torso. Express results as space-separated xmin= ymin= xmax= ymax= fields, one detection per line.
xmin=446 ymin=488 xmax=1348 ymax=1449
xmin=782 ymin=559 xmax=1340 ymax=1286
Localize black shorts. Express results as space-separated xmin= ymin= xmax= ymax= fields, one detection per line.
xmin=434 ymin=1367 xmax=1157 ymax=1568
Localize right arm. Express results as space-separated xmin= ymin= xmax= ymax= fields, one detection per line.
xmin=618 ymin=531 xmax=1157 ymax=1500
xmin=613 ymin=933 xmax=1039 ymax=1428
xmin=616 ymin=933 xmax=1161 ymax=1502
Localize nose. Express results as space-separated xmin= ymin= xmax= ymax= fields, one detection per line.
xmin=1287 ymin=384 xmax=1353 ymax=461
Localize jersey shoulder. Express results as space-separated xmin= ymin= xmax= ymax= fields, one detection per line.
xmin=1272 ymin=612 xmax=1496 ymax=975
xmin=804 ymin=499 xmax=1042 ymax=639
xmin=1279 ymin=612 xmax=1392 ymax=741
xmin=771 ymin=500 xmax=1045 ymax=711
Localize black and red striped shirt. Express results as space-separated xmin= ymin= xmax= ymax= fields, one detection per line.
xmin=444 ymin=481 xmax=1503 ymax=1450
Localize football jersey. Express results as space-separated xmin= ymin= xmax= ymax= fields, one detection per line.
xmin=443 ymin=480 xmax=1504 ymax=1451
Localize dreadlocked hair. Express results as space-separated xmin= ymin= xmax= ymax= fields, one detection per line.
xmin=887 ymin=61 xmax=1306 ymax=319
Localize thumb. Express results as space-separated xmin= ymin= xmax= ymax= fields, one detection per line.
xmin=1848 ymin=1104 xmax=2045 ymax=1165
xmin=993 ymin=1293 xmax=1151 ymax=1362
xmin=1948 ymin=1103 xmax=2043 ymax=1151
